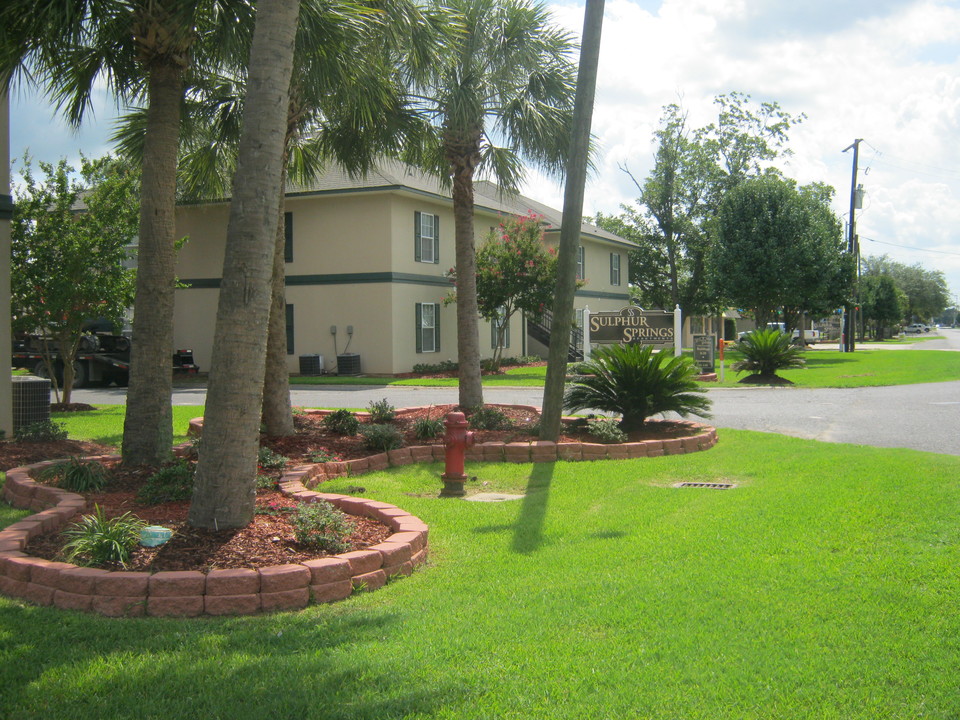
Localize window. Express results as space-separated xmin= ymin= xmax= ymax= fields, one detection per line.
xmin=576 ymin=245 xmax=585 ymax=280
xmin=415 ymin=211 xmax=439 ymax=264
xmin=416 ymin=302 xmax=440 ymax=353
xmin=284 ymin=212 xmax=293 ymax=263
xmin=610 ymin=253 xmax=621 ymax=286
xmin=285 ymin=304 xmax=294 ymax=354
xmin=490 ymin=308 xmax=510 ymax=349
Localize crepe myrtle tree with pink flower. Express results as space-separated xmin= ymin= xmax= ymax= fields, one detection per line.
xmin=446 ymin=212 xmax=570 ymax=368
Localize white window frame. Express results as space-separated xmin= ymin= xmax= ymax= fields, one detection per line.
xmin=418 ymin=302 xmax=439 ymax=353
xmin=416 ymin=212 xmax=439 ymax=264
xmin=576 ymin=245 xmax=585 ymax=280
xmin=610 ymin=253 xmax=621 ymax=286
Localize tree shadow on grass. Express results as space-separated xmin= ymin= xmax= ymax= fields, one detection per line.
xmin=0 ymin=601 xmax=450 ymax=720
xmin=510 ymin=462 xmax=555 ymax=555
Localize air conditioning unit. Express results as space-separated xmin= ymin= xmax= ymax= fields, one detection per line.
xmin=337 ymin=353 xmax=362 ymax=376
xmin=298 ymin=354 xmax=324 ymax=376
xmin=12 ymin=376 xmax=51 ymax=432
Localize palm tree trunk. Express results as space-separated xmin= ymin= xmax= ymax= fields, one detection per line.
xmin=449 ymin=150 xmax=484 ymax=409
xmin=189 ymin=0 xmax=301 ymax=530
xmin=262 ymin=171 xmax=294 ymax=436
xmin=541 ymin=0 xmax=605 ymax=440
xmin=122 ymin=61 xmax=182 ymax=466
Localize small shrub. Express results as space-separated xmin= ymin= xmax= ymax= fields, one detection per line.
xmin=307 ymin=449 xmax=340 ymax=463
xmin=468 ymin=406 xmax=512 ymax=431
xmin=291 ymin=500 xmax=355 ymax=553
xmin=367 ymin=398 xmax=396 ymax=423
xmin=61 ymin=505 xmax=146 ymax=568
xmin=733 ymin=329 xmax=806 ymax=378
xmin=413 ymin=417 xmax=444 ymax=440
xmin=15 ymin=420 xmax=68 ymax=442
xmin=257 ymin=446 xmax=289 ymax=469
xmin=586 ymin=418 xmax=627 ymax=444
xmin=40 ymin=457 xmax=110 ymax=492
xmin=256 ymin=474 xmax=276 ymax=489
xmin=360 ymin=423 xmax=404 ymax=452
xmin=136 ymin=460 xmax=194 ymax=504
xmin=322 ymin=409 xmax=360 ymax=435
xmin=564 ymin=343 xmax=711 ymax=431
xmin=411 ymin=359 xmax=458 ymax=374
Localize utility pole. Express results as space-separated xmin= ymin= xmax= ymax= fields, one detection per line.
xmin=843 ymin=138 xmax=862 ymax=352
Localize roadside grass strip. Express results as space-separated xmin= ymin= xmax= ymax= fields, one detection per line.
xmin=2 ymin=430 xmax=959 ymax=719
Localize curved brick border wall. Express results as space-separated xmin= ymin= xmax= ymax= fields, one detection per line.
xmin=0 ymin=460 xmax=429 ymax=617
xmin=232 ymin=406 xmax=719 ymax=488
xmin=0 ymin=406 xmax=716 ymax=617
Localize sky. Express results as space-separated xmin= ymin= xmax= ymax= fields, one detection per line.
xmin=8 ymin=0 xmax=960 ymax=308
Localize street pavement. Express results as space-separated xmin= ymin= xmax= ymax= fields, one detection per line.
xmin=71 ymin=328 xmax=960 ymax=456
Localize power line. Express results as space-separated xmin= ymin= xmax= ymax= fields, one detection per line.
xmin=860 ymin=235 xmax=960 ymax=258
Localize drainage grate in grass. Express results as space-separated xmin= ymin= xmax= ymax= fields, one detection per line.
xmin=677 ymin=482 xmax=735 ymax=489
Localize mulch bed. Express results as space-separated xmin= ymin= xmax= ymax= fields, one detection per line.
xmin=7 ymin=403 xmax=699 ymax=574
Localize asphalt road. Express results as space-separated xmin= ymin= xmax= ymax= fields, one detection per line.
xmin=71 ymin=328 xmax=960 ymax=456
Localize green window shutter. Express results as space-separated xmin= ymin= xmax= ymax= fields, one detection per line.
xmin=415 ymin=303 xmax=422 ymax=353
xmin=491 ymin=316 xmax=497 ymax=349
xmin=433 ymin=214 xmax=440 ymax=264
xmin=284 ymin=212 xmax=293 ymax=263
xmin=414 ymin=211 xmax=422 ymax=262
xmin=435 ymin=303 xmax=440 ymax=352
xmin=285 ymin=304 xmax=294 ymax=354
xmin=505 ymin=316 xmax=510 ymax=349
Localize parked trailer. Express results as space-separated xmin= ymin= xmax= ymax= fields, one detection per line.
xmin=12 ymin=334 xmax=198 ymax=388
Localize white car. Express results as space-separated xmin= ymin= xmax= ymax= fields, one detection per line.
xmin=904 ymin=323 xmax=929 ymax=334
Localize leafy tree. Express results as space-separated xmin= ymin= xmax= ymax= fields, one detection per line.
xmin=11 ymin=155 xmax=137 ymax=404
xmin=189 ymin=0 xmax=301 ymax=530
xmin=450 ymin=212 xmax=560 ymax=368
xmin=859 ymin=274 xmax=904 ymax=340
xmin=0 ymin=0 xmax=254 ymax=465
xmin=861 ymin=255 xmax=949 ymax=324
xmin=563 ymin=343 xmax=711 ymax=431
xmin=732 ymin=328 xmax=805 ymax=381
xmin=710 ymin=175 xmax=852 ymax=329
xmin=404 ymin=0 xmax=578 ymax=410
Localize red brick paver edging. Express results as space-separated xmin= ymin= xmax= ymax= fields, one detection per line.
xmin=0 ymin=458 xmax=428 ymax=617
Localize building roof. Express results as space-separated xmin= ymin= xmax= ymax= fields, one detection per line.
xmin=287 ymin=158 xmax=633 ymax=249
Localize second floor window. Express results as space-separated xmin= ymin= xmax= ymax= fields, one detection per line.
xmin=415 ymin=211 xmax=439 ymax=264
xmin=610 ymin=253 xmax=621 ymax=286
xmin=576 ymin=246 xmax=585 ymax=280
xmin=284 ymin=212 xmax=293 ymax=262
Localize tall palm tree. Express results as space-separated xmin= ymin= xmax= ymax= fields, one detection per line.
xmin=114 ymin=0 xmax=438 ymax=437
xmin=188 ymin=0 xmax=301 ymax=530
xmin=405 ymin=0 xmax=578 ymax=410
xmin=0 ymin=0 xmax=253 ymax=466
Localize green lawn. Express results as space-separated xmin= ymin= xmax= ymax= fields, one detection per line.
xmin=2 ymin=429 xmax=960 ymax=719
xmin=287 ymin=349 xmax=960 ymax=389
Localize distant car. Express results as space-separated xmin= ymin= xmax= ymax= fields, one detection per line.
xmin=904 ymin=323 xmax=929 ymax=334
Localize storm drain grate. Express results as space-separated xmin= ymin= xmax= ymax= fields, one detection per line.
xmin=677 ymin=482 xmax=735 ymax=489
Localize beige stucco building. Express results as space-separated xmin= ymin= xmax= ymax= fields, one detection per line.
xmin=173 ymin=160 xmax=632 ymax=375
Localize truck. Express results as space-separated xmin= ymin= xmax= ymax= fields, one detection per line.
xmin=12 ymin=333 xmax=199 ymax=388
xmin=737 ymin=323 xmax=822 ymax=345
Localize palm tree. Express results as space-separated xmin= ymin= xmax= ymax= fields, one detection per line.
xmin=113 ymin=0 xmax=436 ymax=437
xmin=188 ymin=0 xmax=301 ymax=530
xmin=405 ymin=0 xmax=578 ymax=410
xmin=0 ymin=0 xmax=253 ymax=466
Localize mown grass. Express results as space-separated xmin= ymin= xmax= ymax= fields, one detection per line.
xmin=50 ymin=405 xmax=202 ymax=449
xmin=2 ymin=430 xmax=959 ymax=719
xmin=715 ymin=348 xmax=960 ymax=387
xmin=287 ymin=349 xmax=960 ymax=390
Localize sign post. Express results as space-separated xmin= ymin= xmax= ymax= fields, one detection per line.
xmin=693 ymin=334 xmax=715 ymax=374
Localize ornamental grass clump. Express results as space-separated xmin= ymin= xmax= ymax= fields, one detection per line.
xmin=61 ymin=505 xmax=146 ymax=568
xmin=733 ymin=328 xmax=806 ymax=380
xmin=40 ymin=457 xmax=110 ymax=492
xmin=564 ymin=343 xmax=711 ymax=431
xmin=414 ymin=417 xmax=445 ymax=440
xmin=292 ymin=500 xmax=354 ymax=554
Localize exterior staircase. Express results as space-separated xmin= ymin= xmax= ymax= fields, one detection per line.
xmin=527 ymin=310 xmax=584 ymax=362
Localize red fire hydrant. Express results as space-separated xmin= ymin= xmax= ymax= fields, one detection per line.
xmin=440 ymin=411 xmax=475 ymax=497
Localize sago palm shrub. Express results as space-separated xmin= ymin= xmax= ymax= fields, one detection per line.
xmin=733 ymin=329 xmax=806 ymax=379
xmin=563 ymin=343 xmax=711 ymax=431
